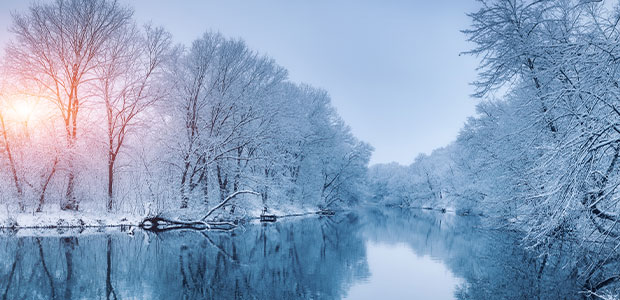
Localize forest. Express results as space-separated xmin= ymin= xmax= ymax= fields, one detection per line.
xmin=0 ymin=0 xmax=371 ymax=225
xmin=369 ymin=0 xmax=620 ymax=297
xmin=3 ymin=0 xmax=620 ymax=298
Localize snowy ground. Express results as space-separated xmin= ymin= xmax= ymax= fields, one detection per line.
xmin=0 ymin=202 xmax=320 ymax=230
xmin=0 ymin=209 xmax=141 ymax=229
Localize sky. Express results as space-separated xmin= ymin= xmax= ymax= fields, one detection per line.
xmin=0 ymin=0 xmax=481 ymax=165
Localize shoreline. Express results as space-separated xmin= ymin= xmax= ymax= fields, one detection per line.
xmin=0 ymin=209 xmax=336 ymax=232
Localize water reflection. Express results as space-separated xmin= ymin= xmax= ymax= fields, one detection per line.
xmin=0 ymin=208 xmax=586 ymax=299
xmin=344 ymin=242 xmax=462 ymax=300
xmin=360 ymin=208 xmax=581 ymax=299
xmin=0 ymin=213 xmax=368 ymax=300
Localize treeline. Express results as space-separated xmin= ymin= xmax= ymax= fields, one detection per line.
xmin=367 ymin=145 xmax=480 ymax=214
xmin=0 ymin=0 xmax=371 ymax=216
xmin=369 ymin=0 xmax=620 ymax=296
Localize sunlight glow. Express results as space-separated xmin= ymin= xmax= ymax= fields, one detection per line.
xmin=7 ymin=98 xmax=39 ymax=124
xmin=12 ymin=101 xmax=34 ymax=120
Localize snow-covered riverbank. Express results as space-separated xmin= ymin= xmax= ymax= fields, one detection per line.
xmin=0 ymin=203 xmax=323 ymax=230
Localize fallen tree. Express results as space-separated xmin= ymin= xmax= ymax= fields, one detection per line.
xmin=140 ymin=190 xmax=260 ymax=232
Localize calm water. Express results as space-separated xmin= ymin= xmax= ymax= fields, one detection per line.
xmin=0 ymin=207 xmax=581 ymax=299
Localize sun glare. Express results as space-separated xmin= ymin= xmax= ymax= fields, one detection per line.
xmin=13 ymin=101 xmax=33 ymax=119
xmin=7 ymin=99 xmax=39 ymax=124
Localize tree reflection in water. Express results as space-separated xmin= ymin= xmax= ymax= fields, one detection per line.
xmin=0 ymin=209 xmax=606 ymax=299
xmin=360 ymin=208 xmax=581 ymax=299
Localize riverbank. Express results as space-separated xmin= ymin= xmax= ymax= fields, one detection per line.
xmin=0 ymin=204 xmax=326 ymax=230
xmin=0 ymin=210 xmax=141 ymax=230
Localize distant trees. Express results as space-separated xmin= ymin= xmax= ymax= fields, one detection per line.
xmin=367 ymin=146 xmax=465 ymax=211
xmin=0 ymin=0 xmax=371 ymax=216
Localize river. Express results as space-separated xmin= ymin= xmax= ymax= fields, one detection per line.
xmin=0 ymin=207 xmax=581 ymax=299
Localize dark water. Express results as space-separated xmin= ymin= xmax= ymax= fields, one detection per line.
xmin=0 ymin=208 xmax=581 ymax=300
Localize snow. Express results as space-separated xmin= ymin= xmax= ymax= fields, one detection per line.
xmin=0 ymin=201 xmax=322 ymax=231
xmin=0 ymin=209 xmax=140 ymax=229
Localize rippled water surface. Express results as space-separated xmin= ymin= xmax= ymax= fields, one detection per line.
xmin=0 ymin=207 xmax=580 ymax=299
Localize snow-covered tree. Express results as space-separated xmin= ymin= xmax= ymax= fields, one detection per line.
xmin=0 ymin=1 xmax=371 ymax=218
xmin=6 ymin=0 xmax=134 ymax=210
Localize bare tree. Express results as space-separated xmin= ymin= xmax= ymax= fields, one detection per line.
xmin=0 ymin=109 xmax=23 ymax=211
xmin=6 ymin=0 xmax=133 ymax=210
xmin=94 ymin=24 xmax=171 ymax=211
xmin=171 ymin=32 xmax=286 ymax=209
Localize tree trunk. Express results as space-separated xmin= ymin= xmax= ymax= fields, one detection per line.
xmin=199 ymin=167 xmax=209 ymax=207
xmin=217 ymin=164 xmax=229 ymax=202
xmin=63 ymin=89 xmax=79 ymax=211
xmin=233 ymin=147 xmax=242 ymax=192
xmin=63 ymin=130 xmax=78 ymax=211
xmin=0 ymin=115 xmax=24 ymax=211
xmin=37 ymin=158 xmax=59 ymax=213
xmin=179 ymin=154 xmax=191 ymax=209
xmin=107 ymin=155 xmax=115 ymax=212
xmin=63 ymin=170 xmax=78 ymax=211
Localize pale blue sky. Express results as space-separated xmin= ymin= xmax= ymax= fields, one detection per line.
xmin=0 ymin=0 xmax=481 ymax=165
